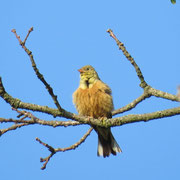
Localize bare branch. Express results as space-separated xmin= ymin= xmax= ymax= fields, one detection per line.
xmin=107 ymin=106 xmax=180 ymax=127
xmin=1 ymin=75 xmax=180 ymax=128
xmin=112 ymin=92 xmax=151 ymax=115
xmin=0 ymin=116 xmax=80 ymax=127
xmin=23 ymin=27 xmax=33 ymax=45
xmin=0 ymin=123 xmax=28 ymax=136
xmin=36 ymin=127 xmax=93 ymax=170
xmin=148 ymin=86 xmax=180 ymax=102
xmin=0 ymin=108 xmax=81 ymax=136
xmin=0 ymin=77 xmax=72 ymax=118
xmin=0 ymin=108 xmax=81 ymax=137
xmin=36 ymin=137 xmax=56 ymax=170
xmin=112 ymin=86 xmax=180 ymax=116
xmin=1 ymin=105 xmax=180 ymax=132
xmin=11 ymin=28 xmax=62 ymax=112
xmin=107 ymin=29 xmax=148 ymax=88
xmin=1 ymin=27 xmax=180 ymax=170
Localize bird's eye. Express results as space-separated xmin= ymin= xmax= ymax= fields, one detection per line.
xmin=86 ymin=67 xmax=90 ymax=70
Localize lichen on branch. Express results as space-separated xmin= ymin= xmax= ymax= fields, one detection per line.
xmin=0 ymin=27 xmax=179 ymax=170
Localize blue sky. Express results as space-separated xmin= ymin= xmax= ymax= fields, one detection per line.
xmin=0 ymin=0 xmax=180 ymax=179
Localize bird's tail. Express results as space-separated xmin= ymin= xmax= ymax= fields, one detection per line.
xmin=97 ymin=128 xmax=122 ymax=157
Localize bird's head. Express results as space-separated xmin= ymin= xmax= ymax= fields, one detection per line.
xmin=78 ymin=65 xmax=100 ymax=87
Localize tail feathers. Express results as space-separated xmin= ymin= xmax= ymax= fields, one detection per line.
xmin=97 ymin=130 xmax=122 ymax=157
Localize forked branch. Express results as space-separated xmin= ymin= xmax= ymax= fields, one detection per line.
xmin=36 ymin=127 xmax=93 ymax=170
xmin=12 ymin=28 xmax=63 ymax=112
xmin=0 ymin=27 xmax=179 ymax=170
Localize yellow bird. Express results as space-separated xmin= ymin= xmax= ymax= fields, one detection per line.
xmin=73 ymin=65 xmax=122 ymax=157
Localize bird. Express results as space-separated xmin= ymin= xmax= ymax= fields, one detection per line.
xmin=73 ymin=65 xmax=122 ymax=157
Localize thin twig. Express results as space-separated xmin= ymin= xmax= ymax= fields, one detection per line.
xmin=0 ymin=123 xmax=28 ymax=136
xmin=107 ymin=29 xmax=148 ymax=88
xmin=0 ymin=108 xmax=81 ymax=136
xmin=35 ymin=137 xmax=56 ymax=170
xmin=23 ymin=27 xmax=33 ymax=45
xmin=0 ymin=108 xmax=80 ymax=127
xmin=112 ymin=92 xmax=151 ymax=115
xmin=11 ymin=28 xmax=63 ymax=113
xmin=0 ymin=117 xmax=80 ymax=127
xmin=36 ymin=127 xmax=93 ymax=170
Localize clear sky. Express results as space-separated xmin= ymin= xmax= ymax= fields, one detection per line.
xmin=0 ymin=0 xmax=180 ymax=180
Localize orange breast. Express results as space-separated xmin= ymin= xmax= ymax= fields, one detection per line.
xmin=73 ymin=80 xmax=113 ymax=118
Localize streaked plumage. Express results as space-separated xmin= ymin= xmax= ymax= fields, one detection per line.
xmin=73 ymin=65 xmax=122 ymax=157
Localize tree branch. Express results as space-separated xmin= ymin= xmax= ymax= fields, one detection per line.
xmin=112 ymin=92 xmax=151 ymax=115
xmin=0 ymin=27 xmax=179 ymax=170
xmin=0 ymin=76 xmax=73 ymax=118
xmin=36 ymin=127 xmax=93 ymax=170
xmin=1 ymin=75 xmax=180 ymax=128
xmin=107 ymin=107 xmax=180 ymax=127
xmin=148 ymin=86 xmax=180 ymax=101
xmin=0 ymin=122 xmax=28 ymax=136
xmin=23 ymin=27 xmax=33 ymax=45
xmin=12 ymin=28 xmax=63 ymax=112
xmin=107 ymin=29 xmax=148 ymax=88
xmin=0 ymin=109 xmax=81 ymax=136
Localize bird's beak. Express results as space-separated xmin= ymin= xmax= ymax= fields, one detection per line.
xmin=78 ymin=68 xmax=84 ymax=73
